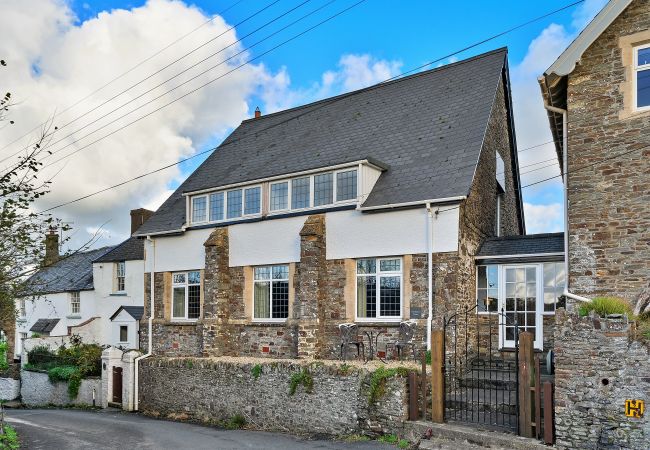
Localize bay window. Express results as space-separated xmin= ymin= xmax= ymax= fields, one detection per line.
xmin=253 ymin=265 xmax=289 ymax=321
xmin=356 ymin=257 xmax=402 ymax=321
xmin=172 ymin=271 xmax=201 ymax=320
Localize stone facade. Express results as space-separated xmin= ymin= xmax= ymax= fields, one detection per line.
xmin=139 ymin=73 xmax=523 ymax=359
xmin=554 ymin=308 xmax=649 ymax=449
xmin=139 ymin=357 xmax=409 ymax=436
xmin=566 ymin=0 xmax=650 ymax=305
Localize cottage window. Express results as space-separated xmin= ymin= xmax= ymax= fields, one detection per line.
xmin=477 ymin=265 xmax=499 ymax=313
xmin=336 ymin=169 xmax=357 ymax=201
xmin=226 ymin=189 xmax=242 ymax=219
xmin=543 ymin=262 xmax=566 ymax=313
xmin=253 ymin=265 xmax=289 ymax=321
xmin=116 ymin=261 xmax=126 ymax=292
xmin=172 ymin=271 xmax=201 ymax=320
xmin=119 ymin=325 xmax=128 ymax=343
xmin=356 ymin=258 xmax=402 ymax=321
xmin=314 ymin=173 xmax=333 ymax=206
xmin=635 ymin=44 xmax=650 ymax=110
xmin=244 ymin=187 xmax=261 ymax=215
xmin=191 ymin=196 xmax=207 ymax=223
xmin=70 ymin=291 xmax=80 ymax=315
xmin=209 ymin=192 xmax=224 ymax=221
xmin=291 ymin=177 xmax=310 ymax=209
xmin=270 ymin=182 xmax=288 ymax=211
xmin=18 ymin=298 xmax=26 ymax=318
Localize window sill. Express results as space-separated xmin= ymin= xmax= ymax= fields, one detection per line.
xmin=354 ymin=320 xmax=402 ymax=327
xmin=110 ymin=292 xmax=127 ymax=297
xmin=66 ymin=315 xmax=81 ymax=320
xmin=250 ymin=319 xmax=288 ymax=326
xmin=168 ymin=320 xmax=199 ymax=326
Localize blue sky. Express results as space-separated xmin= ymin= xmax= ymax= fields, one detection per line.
xmin=1 ymin=0 xmax=608 ymax=245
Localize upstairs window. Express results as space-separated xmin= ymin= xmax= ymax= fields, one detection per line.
xmin=227 ymin=189 xmax=242 ymax=219
xmin=635 ymin=44 xmax=650 ymax=110
xmin=18 ymin=298 xmax=26 ymax=318
xmin=291 ymin=177 xmax=310 ymax=209
xmin=172 ymin=271 xmax=201 ymax=320
xmin=314 ymin=173 xmax=333 ymax=206
xmin=253 ymin=265 xmax=289 ymax=321
xmin=191 ymin=196 xmax=207 ymax=223
xmin=116 ymin=261 xmax=126 ymax=292
xmin=70 ymin=291 xmax=80 ymax=315
xmin=270 ymin=182 xmax=288 ymax=211
xmin=244 ymin=187 xmax=261 ymax=215
xmin=336 ymin=169 xmax=357 ymax=201
xmin=209 ymin=192 xmax=224 ymax=221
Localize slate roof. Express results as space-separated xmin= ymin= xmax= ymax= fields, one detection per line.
xmin=110 ymin=305 xmax=144 ymax=321
xmin=136 ymin=48 xmax=510 ymax=236
xmin=30 ymin=318 xmax=60 ymax=333
xmin=25 ymin=246 xmax=114 ymax=296
xmin=476 ymin=233 xmax=565 ymax=257
xmin=93 ymin=236 xmax=144 ymax=263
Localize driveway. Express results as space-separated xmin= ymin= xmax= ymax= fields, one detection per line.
xmin=6 ymin=409 xmax=390 ymax=450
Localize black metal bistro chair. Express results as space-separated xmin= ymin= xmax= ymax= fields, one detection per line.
xmin=339 ymin=323 xmax=365 ymax=361
xmin=385 ymin=320 xmax=418 ymax=361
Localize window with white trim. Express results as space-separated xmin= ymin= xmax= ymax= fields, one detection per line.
xmin=291 ymin=177 xmax=310 ymax=209
xmin=18 ymin=298 xmax=26 ymax=318
xmin=191 ymin=196 xmax=207 ymax=223
xmin=172 ymin=271 xmax=201 ymax=320
xmin=356 ymin=258 xmax=402 ymax=320
xmin=477 ymin=265 xmax=499 ymax=313
xmin=336 ymin=169 xmax=357 ymax=201
xmin=270 ymin=182 xmax=288 ymax=211
xmin=115 ymin=261 xmax=126 ymax=292
xmin=314 ymin=172 xmax=333 ymax=206
xmin=543 ymin=262 xmax=566 ymax=314
xmin=70 ymin=291 xmax=80 ymax=315
xmin=635 ymin=44 xmax=650 ymax=110
xmin=119 ymin=325 xmax=128 ymax=343
xmin=253 ymin=265 xmax=289 ymax=320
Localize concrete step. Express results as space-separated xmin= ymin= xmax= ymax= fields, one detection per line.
xmin=404 ymin=421 xmax=548 ymax=450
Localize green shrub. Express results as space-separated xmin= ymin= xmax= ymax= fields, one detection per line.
xmin=578 ymin=297 xmax=632 ymax=317
xmin=289 ymin=369 xmax=313 ymax=395
xmin=0 ymin=341 xmax=9 ymax=371
xmin=251 ymin=364 xmax=262 ymax=379
xmin=48 ymin=365 xmax=83 ymax=399
xmin=0 ymin=424 xmax=19 ymax=450
xmin=368 ymin=366 xmax=409 ymax=404
xmin=226 ymin=414 xmax=246 ymax=429
xmin=378 ymin=434 xmax=398 ymax=444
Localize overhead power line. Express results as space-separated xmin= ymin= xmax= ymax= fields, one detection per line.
xmin=0 ymin=0 xmax=246 ymax=155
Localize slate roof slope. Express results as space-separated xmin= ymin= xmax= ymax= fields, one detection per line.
xmin=476 ymin=233 xmax=564 ymax=257
xmin=136 ymin=48 xmax=508 ymax=236
xmin=30 ymin=318 xmax=60 ymax=333
xmin=93 ymin=236 xmax=144 ymax=263
xmin=25 ymin=246 xmax=114 ymax=296
xmin=110 ymin=305 xmax=144 ymax=321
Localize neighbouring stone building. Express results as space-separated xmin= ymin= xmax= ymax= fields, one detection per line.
xmin=133 ymin=48 xmax=544 ymax=361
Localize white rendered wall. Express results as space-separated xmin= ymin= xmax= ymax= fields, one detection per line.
xmin=228 ymin=216 xmax=306 ymax=267
xmin=110 ymin=310 xmax=139 ymax=349
xmin=146 ymin=228 xmax=212 ymax=273
xmin=325 ymin=207 xmax=459 ymax=260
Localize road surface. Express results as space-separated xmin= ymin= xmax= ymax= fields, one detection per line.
xmin=6 ymin=408 xmax=390 ymax=450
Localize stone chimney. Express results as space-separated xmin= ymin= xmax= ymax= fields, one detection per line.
xmin=130 ymin=208 xmax=154 ymax=235
xmin=254 ymin=106 xmax=261 ymax=119
xmin=43 ymin=227 xmax=60 ymax=267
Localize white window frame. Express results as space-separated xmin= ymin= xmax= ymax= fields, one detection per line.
xmin=171 ymin=271 xmax=201 ymax=321
xmin=190 ymin=184 xmax=262 ymax=225
xmin=634 ymin=43 xmax=650 ymax=112
xmin=191 ymin=194 xmax=208 ymax=223
xmin=115 ymin=261 xmax=126 ymax=292
xmin=541 ymin=262 xmax=566 ymax=315
xmin=252 ymin=264 xmax=290 ymax=323
xmin=18 ymin=298 xmax=26 ymax=318
xmin=355 ymin=257 xmax=403 ymax=323
xmin=69 ymin=291 xmax=81 ymax=315
xmin=269 ymin=181 xmax=290 ymax=213
xmin=119 ymin=325 xmax=128 ymax=343
xmin=476 ymin=264 xmax=499 ymax=315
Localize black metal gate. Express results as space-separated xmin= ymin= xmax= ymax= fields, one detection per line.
xmin=443 ymin=305 xmax=520 ymax=433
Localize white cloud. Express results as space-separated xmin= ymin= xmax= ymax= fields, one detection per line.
xmin=0 ymin=0 xmax=279 ymax=249
xmin=523 ymin=202 xmax=564 ymax=234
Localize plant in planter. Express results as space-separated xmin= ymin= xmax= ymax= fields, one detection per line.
xmin=578 ymin=297 xmax=632 ymax=317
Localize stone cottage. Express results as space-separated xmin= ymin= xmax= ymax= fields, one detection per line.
xmin=131 ymin=48 xmax=556 ymax=360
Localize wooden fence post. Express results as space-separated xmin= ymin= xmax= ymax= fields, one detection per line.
xmin=431 ymin=329 xmax=444 ymax=423
xmin=518 ymin=331 xmax=535 ymax=437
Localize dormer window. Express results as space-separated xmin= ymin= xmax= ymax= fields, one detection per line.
xmin=185 ymin=161 xmax=384 ymax=226
xmin=635 ymin=44 xmax=650 ymax=110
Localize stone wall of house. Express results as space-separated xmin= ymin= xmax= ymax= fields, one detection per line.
xmin=566 ymin=0 xmax=650 ymax=305
xmin=554 ymin=309 xmax=649 ymax=449
xmin=139 ymin=357 xmax=409 ymax=436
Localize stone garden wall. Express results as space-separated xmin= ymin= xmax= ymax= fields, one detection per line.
xmin=554 ymin=309 xmax=649 ymax=449
xmin=20 ymin=370 xmax=102 ymax=406
xmin=139 ymin=357 xmax=411 ymax=436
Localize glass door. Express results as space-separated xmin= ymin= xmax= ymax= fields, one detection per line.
xmin=499 ymin=265 xmax=543 ymax=350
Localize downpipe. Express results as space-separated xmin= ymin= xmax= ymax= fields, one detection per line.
xmin=542 ymin=100 xmax=590 ymax=304
xmin=133 ymin=236 xmax=155 ymax=411
xmin=426 ymin=203 xmax=434 ymax=351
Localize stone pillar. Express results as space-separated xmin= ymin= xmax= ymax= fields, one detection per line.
xmin=202 ymin=227 xmax=234 ymax=356
xmin=295 ymin=215 xmax=327 ymax=358
xmin=101 ymin=347 xmax=123 ymax=408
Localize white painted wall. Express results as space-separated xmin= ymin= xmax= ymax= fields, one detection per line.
xmin=228 ymin=216 xmax=306 ymax=267
xmin=145 ymin=228 xmax=212 ymax=273
xmin=325 ymin=206 xmax=459 ymax=260
xmin=110 ymin=310 xmax=139 ymax=349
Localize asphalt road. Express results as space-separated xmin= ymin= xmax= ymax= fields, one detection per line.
xmin=6 ymin=409 xmax=391 ymax=450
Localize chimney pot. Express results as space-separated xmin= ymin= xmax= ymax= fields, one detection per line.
xmin=254 ymin=106 xmax=261 ymax=119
